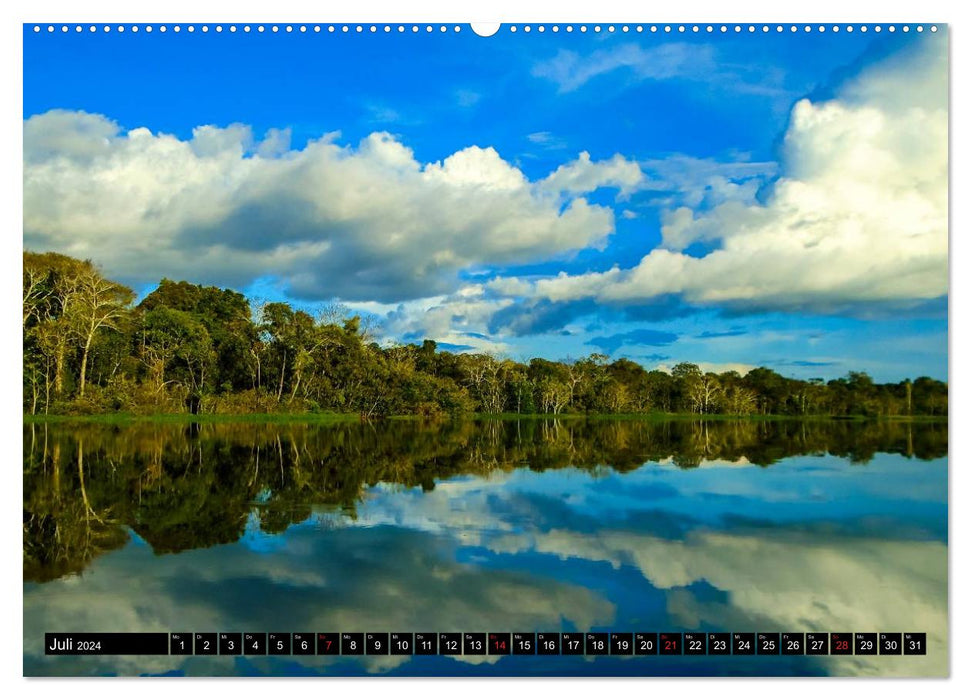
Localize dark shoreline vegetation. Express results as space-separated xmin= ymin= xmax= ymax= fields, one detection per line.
xmin=24 ymin=251 xmax=948 ymax=419
xmin=24 ymin=417 xmax=948 ymax=583
xmin=23 ymin=412 xmax=949 ymax=425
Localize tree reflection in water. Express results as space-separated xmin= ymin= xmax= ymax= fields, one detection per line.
xmin=23 ymin=418 xmax=947 ymax=582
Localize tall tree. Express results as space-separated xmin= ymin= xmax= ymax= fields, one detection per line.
xmin=68 ymin=265 xmax=134 ymax=397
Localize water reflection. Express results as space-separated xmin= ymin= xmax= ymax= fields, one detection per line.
xmin=23 ymin=419 xmax=947 ymax=676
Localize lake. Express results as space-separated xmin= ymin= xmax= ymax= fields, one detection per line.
xmin=23 ymin=418 xmax=948 ymax=676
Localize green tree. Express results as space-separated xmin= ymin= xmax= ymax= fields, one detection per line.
xmin=138 ymin=307 xmax=214 ymax=407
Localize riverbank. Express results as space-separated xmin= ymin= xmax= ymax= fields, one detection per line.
xmin=22 ymin=412 xmax=948 ymax=425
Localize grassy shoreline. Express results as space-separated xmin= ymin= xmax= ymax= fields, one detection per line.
xmin=22 ymin=411 xmax=948 ymax=425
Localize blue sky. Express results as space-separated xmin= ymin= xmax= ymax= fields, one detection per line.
xmin=23 ymin=24 xmax=948 ymax=381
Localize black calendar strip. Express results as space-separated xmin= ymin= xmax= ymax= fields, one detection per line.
xmin=45 ymin=632 xmax=927 ymax=656
xmin=45 ymin=633 xmax=169 ymax=655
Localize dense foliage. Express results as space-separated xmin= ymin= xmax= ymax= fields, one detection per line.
xmin=24 ymin=251 xmax=948 ymax=417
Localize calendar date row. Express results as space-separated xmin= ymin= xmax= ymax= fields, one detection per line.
xmin=47 ymin=632 xmax=926 ymax=656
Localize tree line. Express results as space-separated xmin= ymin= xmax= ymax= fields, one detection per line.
xmin=23 ymin=251 xmax=948 ymax=418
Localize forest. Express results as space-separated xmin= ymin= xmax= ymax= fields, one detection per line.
xmin=23 ymin=251 xmax=948 ymax=418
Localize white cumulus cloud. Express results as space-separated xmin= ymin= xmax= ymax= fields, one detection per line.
xmin=502 ymin=38 xmax=948 ymax=316
xmin=540 ymin=151 xmax=645 ymax=196
xmin=23 ymin=113 xmax=616 ymax=302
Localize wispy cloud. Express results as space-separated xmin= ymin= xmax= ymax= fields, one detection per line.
xmin=697 ymin=327 xmax=746 ymax=339
xmin=363 ymin=103 xmax=406 ymax=124
xmin=533 ymin=43 xmax=715 ymax=93
xmin=587 ymin=328 xmax=679 ymax=354
xmin=526 ymin=131 xmax=567 ymax=150
xmin=455 ymin=89 xmax=481 ymax=108
xmin=773 ymin=359 xmax=839 ymax=368
xmin=532 ymin=42 xmax=796 ymax=108
xmin=634 ymin=353 xmax=671 ymax=363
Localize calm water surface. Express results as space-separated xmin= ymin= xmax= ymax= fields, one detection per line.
xmin=23 ymin=419 xmax=948 ymax=676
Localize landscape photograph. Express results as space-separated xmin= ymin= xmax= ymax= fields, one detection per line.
xmin=22 ymin=21 xmax=947 ymax=677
